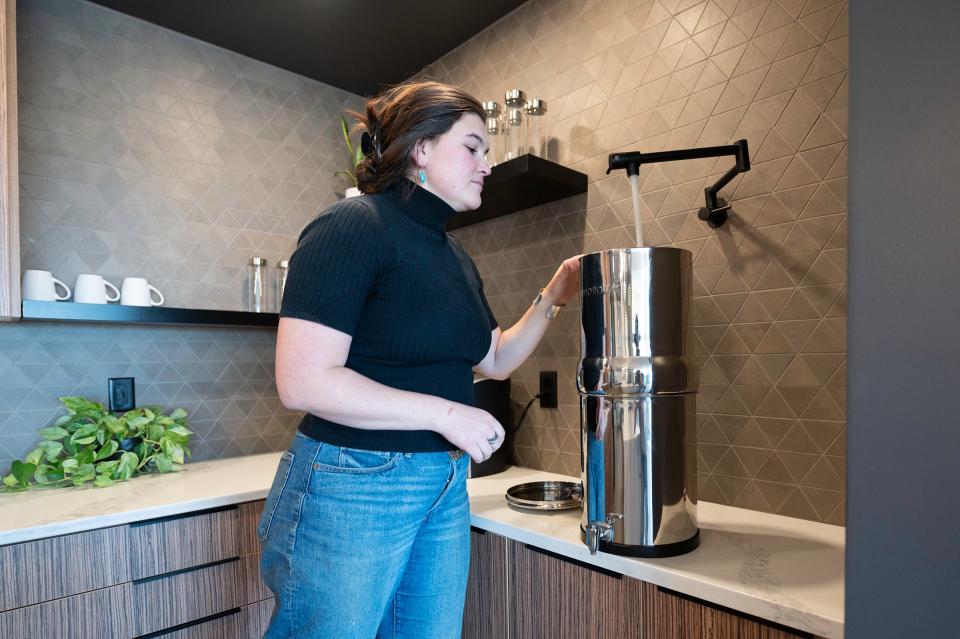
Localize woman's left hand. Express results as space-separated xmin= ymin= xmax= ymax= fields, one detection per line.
xmin=543 ymin=255 xmax=582 ymax=306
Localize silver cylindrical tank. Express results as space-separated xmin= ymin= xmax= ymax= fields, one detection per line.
xmin=578 ymin=248 xmax=699 ymax=557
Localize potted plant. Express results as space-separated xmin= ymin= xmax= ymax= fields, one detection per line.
xmin=335 ymin=115 xmax=363 ymax=198
xmin=1 ymin=396 xmax=193 ymax=490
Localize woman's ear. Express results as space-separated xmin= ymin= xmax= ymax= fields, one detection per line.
xmin=413 ymin=138 xmax=434 ymax=168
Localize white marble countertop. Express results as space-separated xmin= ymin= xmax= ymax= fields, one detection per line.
xmin=0 ymin=454 xmax=843 ymax=638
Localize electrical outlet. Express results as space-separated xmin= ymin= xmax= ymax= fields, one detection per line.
xmin=108 ymin=377 xmax=135 ymax=413
xmin=539 ymin=370 xmax=558 ymax=409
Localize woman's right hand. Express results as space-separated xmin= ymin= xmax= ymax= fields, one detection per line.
xmin=433 ymin=403 xmax=506 ymax=464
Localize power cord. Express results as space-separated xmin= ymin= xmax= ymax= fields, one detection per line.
xmin=511 ymin=394 xmax=543 ymax=433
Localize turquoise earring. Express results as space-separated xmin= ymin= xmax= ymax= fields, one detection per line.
xmin=418 ymin=168 xmax=426 ymax=184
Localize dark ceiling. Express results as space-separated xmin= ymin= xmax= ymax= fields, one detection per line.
xmin=88 ymin=0 xmax=528 ymax=96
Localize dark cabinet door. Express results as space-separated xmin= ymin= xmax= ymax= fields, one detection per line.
xmin=642 ymin=582 xmax=827 ymax=639
xmin=462 ymin=527 xmax=510 ymax=639
xmin=508 ymin=539 xmax=644 ymax=639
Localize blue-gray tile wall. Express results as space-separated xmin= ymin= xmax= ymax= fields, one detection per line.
xmin=2 ymin=0 xmax=364 ymax=472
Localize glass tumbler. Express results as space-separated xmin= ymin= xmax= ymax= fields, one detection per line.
xmin=248 ymin=257 xmax=266 ymax=312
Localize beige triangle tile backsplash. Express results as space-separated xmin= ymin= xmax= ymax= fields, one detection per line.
xmin=427 ymin=0 xmax=847 ymax=524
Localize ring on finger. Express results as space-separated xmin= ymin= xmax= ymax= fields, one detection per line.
xmin=487 ymin=434 xmax=499 ymax=444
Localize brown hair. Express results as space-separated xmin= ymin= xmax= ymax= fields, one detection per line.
xmin=349 ymin=81 xmax=485 ymax=194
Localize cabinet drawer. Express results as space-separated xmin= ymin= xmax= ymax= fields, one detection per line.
xmin=241 ymin=598 xmax=275 ymax=639
xmin=0 ymin=525 xmax=130 ymax=612
xmin=128 ymin=504 xmax=254 ymax=580
xmin=240 ymin=551 xmax=272 ymax=604
xmin=237 ymin=500 xmax=264 ymax=555
xmin=131 ymin=556 xmax=246 ymax=636
xmin=0 ymin=583 xmax=131 ymax=638
xmin=642 ymin=583 xmax=820 ymax=639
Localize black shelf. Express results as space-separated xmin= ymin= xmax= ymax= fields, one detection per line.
xmin=21 ymin=300 xmax=279 ymax=328
xmin=446 ymin=154 xmax=588 ymax=231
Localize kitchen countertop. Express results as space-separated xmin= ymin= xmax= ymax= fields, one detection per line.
xmin=0 ymin=453 xmax=844 ymax=638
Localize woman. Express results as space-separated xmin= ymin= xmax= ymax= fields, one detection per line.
xmin=257 ymin=81 xmax=580 ymax=639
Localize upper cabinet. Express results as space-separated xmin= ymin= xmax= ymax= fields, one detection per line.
xmin=0 ymin=0 xmax=19 ymax=320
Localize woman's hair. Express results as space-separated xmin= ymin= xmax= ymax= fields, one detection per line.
xmin=350 ymin=81 xmax=485 ymax=194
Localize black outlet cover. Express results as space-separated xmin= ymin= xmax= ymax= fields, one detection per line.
xmin=539 ymin=370 xmax=558 ymax=409
xmin=108 ymin=377 xmax=135 ymax=413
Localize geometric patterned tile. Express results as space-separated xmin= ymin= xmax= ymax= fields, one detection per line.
xmin=0 ymin=321 xmax=301 ymax=473
xmin=434 ymin=0 xmax=847 ymax=523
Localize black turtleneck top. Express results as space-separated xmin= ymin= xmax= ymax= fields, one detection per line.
xmin=280 ymin=180 xmax=498 ymax=452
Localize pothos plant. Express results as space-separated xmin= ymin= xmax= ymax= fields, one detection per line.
xmin=333 ymin=114 xmax=363 ymax=187
xmin=1 ymin=396 xmax=193 ymax=491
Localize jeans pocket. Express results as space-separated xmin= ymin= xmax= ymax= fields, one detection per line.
xmin=312 ymin=445 xmax=403 ymax=475
xmin=257 ymin=450 xmax=295 ymax=542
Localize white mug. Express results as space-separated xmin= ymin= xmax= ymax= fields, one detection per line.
xmin=22 ymin=270 xmax=71 ymax=301
xmin=74 ymin=274 xmax=120 ymax=304
xmin=120 ymin=278 xmax=164 ymax=307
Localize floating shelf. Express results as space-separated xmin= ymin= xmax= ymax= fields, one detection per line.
xmin=446 ymin=154 xmax=588 ymax=231
xmin=21 ymin=300 xmax=279 ymax=328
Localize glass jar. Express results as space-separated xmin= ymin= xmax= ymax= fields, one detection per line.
xmin=524 ymin=98 xmax=547 ymax=157
xmin=482 ymin=101 xmax=501 ymax=166
xmin=248 ymin=257 xmax=266 ymax=312
xmin=274 ymin=259 xmax=289 ymax=312
xmin=503 ymin=90 xmax=526 ymax=161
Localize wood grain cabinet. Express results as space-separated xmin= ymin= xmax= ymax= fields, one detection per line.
xmin=0 ymin=0 xmax=20 ymax=320
xmin=462 ymin=530 xmax=827 ymax=639
xmin=462 ymin=528 xmax=510 ymax=639
xmin=0 ymin=500 xmax=271 ymax=639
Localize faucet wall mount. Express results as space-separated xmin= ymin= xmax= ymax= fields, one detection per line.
xmin=607 ymin=139 xmax=751 ymax=228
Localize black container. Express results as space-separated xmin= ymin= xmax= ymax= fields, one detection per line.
xmin=470 ymin=377 xmax=513 ymax=477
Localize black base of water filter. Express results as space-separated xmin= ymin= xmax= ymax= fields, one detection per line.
xmin=580 ymin=528 xmax=701 ymax=558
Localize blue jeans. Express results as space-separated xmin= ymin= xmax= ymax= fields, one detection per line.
xmin=257 ymin=432 xmax=471 ymax=639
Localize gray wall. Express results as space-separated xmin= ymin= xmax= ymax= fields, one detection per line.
xmin=847 ymin=2 xmax=960 ymax=637
xmin=0 ymin=0 xmax=363 ymax=471
xmin=427 ymin=0 xmax=848 ymax=523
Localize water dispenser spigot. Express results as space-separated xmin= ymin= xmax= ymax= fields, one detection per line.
xmin=585 ymin=513 xmax=623 ymax=555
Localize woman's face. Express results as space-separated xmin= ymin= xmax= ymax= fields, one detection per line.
xmin=416 ymin=113 xmax=492 ymax=212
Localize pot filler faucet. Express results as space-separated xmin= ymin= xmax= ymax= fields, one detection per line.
xmin=606 ymin=139 xmax=751 ymax=230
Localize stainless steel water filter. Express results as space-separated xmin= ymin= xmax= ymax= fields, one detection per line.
xmin=578 ymin=248 xmax=699 ymax=557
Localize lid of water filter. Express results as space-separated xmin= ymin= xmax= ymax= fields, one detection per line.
xmin=505 ymin=481 xmax=582 ymax=512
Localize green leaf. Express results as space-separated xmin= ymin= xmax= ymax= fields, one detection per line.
xmin=39 ymin=441 xmax=63 ymax=462
xmin=73 ymin=424 xmax=97 ymax=438
xmin=53 ymin=414 xmax=73 ymax=427
xmin=117 ymin=452 xmax=139 ymax=480
xmin=96 ymin=460 xmax=120 ymax=476
xmin=74 ymin=463 xmax=96 ymax=482
xmin=94 ymin=475 xmax=115 ymax=487
xmin=34 ymin=464 xmax=52 ymax=484
xmin=354 ymin=145 xmax=364 ymax=168
xmin=167 ymin=442 xmax=185 ymax=465
xmin=94 ymin=440 xmax=119 ymax=461
xmin=170 ymin=408 xmax=187 ymax=420
xmin=39 ymin=426 xmax=69 ymax=440
xmin=339 ymin=115 xmax=351 ymax=152
xmin=25 ymin=447 xmax=43 ymax=466
xmin=2 ymin=474 xmax=18 ymax=487
xmin=103 ymin=415 xmax=124 ymax=434
xmin=143 ymin=408 xmax=155 ymax=421
xmin=126 ymin=415 xmax=150 ymax=429
xmin=148 ymin=423 xmax=164 ymax=442
xmin=61 ymin=396 xmax=103 ymax=414
xmin=62 ymin=458 xmax=79 ymax=472
xmin=72 ymin=436 xmax=97 ymax=446
xmin=11 ymin=461 xmax=37 ymax=485
xmin=154 ymin=453 xmax=174 ymax=473
xmin=166 ymin=425 xmax=193 ymax=438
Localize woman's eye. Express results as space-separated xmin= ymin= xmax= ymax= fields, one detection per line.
xmin=466 ymin=146 xmax=478 ymax=154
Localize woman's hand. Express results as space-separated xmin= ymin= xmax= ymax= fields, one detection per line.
xmin=542 ymin=255 xmax=582 ymax=306
xmin=432 ymin=403 xmax=506 ymax=464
